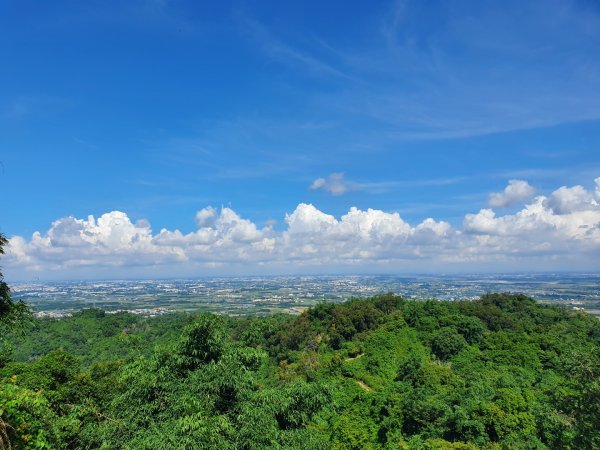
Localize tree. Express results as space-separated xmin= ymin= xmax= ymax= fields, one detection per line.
xmin=175 ymin=314 xmax=228 ymax=371
xmin=431 ymin=327 xmax=467 ymax=360
xmin=0 ymin=233 xmax=12 ymax=319
xmin=0 ymin=233 xmax=31 ymax=366
xmin=1 ymin=234 xmax=38 ymax=449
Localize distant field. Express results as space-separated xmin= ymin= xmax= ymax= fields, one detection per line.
xmin=11 ymin=274 xmax=600 ymax=318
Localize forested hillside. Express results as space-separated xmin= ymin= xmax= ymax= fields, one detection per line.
xmin=1 ymin=289 xmax=599 ymax=449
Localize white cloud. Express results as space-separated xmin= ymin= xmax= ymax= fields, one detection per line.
xmin=195 ymin=206 xmax=217 ymax=227
xmin=285 ymin=203 xmax=337 ymax=234
xmin=309 ymin=172 xmax=350 ymax=196
xmin=309 ymin=177 xmax=326 ymax=190
xmin=544 ymin=184 xmax=599 ymax=214
xmin=488 ymin=179 xmax=535 ymax=208
xmin=4 ymin=177 xmax=600 ymax=278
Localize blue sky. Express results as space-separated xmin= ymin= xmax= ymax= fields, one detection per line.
xmin=1 ymin=0 xmax=600 ymax=279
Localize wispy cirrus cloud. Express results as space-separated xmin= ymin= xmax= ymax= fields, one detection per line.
xmin=239 ymin=0 xmax=600 ymax=141
xmin=236 ymin=11 xmax=359 ymax=82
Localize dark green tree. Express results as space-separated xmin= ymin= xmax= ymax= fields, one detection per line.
xmin=431 ymin=327 xmax=467 ymax=360
xmin=0 ymin=233 xmax=31 ymax=366
xmin=1 ymin=234 xmax=49 ymax=450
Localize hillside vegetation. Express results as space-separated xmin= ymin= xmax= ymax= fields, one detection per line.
xmin=1 ymin=291 xmax=599 ymax=449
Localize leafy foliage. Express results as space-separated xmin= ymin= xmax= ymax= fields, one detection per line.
xmin=0 ymin=288 xmax=598 ymax=449
xmin=0 ymin=234 xmax=32 ymax=367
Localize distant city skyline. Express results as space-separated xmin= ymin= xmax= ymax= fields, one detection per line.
xmin=1 ymin=1 xmax=599 ymax=279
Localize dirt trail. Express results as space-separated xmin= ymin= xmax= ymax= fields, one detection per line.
xmin=345 ymin=353 xmax=364 ymax=362
xmin=355 ymin=379 xmax=374 ymax=392
xmin=342 ymin=353 xmax=373 ymax=392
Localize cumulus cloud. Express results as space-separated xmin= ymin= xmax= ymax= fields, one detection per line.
xmin=4 ymin=177 xmax=600 ymax=278
xmin=195 ymin=206 xmax=218 ymax=227
xmin=488 ymin=179 xmax=535 ymax=208
xmin=310 ymin=172 xmax=350 ymax=195
xmin=544 ymin=184 xmax=599 ymax=214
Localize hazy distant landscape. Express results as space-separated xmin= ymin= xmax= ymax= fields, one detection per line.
xmin=13 ymin=273 xmax=600 ymax=318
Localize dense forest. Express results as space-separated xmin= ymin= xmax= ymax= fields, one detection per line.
xmin=1 ymin=241 xmax=599 ymax=449
xmin=1 ymin=298 xmax=598 ymax=448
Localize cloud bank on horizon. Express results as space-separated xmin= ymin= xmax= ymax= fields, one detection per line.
xmin=5 ymin=177 xmax=600 ymax=280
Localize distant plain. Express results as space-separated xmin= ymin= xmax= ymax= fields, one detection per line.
xmin=12 ymin=274 xmax=600 ymax=318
